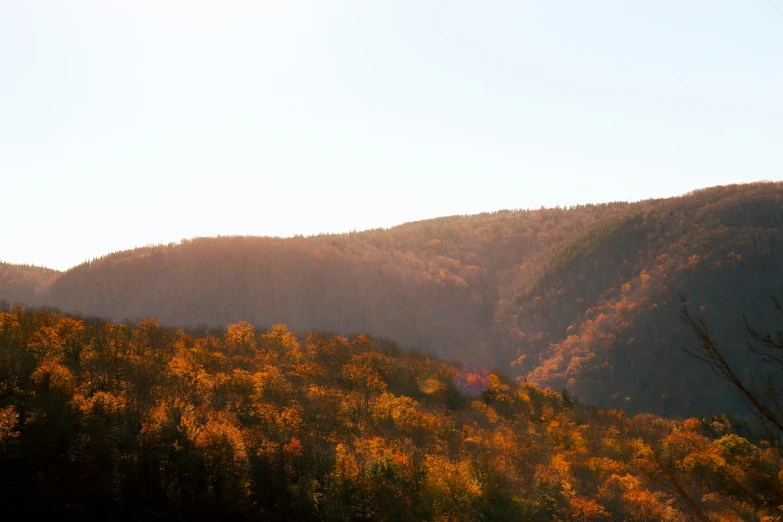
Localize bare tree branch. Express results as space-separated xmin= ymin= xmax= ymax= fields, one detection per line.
xmin=679 ymin=293 xmax=783 ymax=434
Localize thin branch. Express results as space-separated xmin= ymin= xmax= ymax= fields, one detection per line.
xmin=679 ymin=293 xmax=783 ymax=434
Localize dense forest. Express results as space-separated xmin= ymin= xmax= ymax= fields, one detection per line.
xmin=2 ymin=183 xmax=783 ymax=421
xmin=1 ymin=305 xmax=781 ymax=521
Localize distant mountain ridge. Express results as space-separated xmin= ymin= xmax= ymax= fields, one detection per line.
xmin=0 ymin=262 xmax=60 ymax=306
xmin=3 ymin=182 xmax=782 ymax=419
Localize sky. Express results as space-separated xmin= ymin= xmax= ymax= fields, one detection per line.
xmin=1 ymin=1 xmax=782 ymax=271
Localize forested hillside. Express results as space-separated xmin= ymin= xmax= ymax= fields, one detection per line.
xmin=2 ymin=182 xmax=782 ymax=420
xmin=1 ymin=306 xmax=781 ymax=521
xmin=509 ymin=183 xmax=783 ymax=417
xmin=0 ymin=262 xmax=59 ymax=307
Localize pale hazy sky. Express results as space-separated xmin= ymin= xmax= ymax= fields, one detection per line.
xmin=1 ymin=1 xmax=781 ymax=271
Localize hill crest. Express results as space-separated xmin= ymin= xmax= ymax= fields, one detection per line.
xmin=2 ymin=182 xmax=782 ymax=419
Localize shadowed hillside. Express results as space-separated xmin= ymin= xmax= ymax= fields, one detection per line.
xmin=508 ymin=183 xmax=783 ymax=417
xmin=2 ymin=182 xmax=782 ymax=420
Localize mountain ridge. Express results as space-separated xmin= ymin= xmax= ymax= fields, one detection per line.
xmin=2 ymin=182 xmax=782 ymax=419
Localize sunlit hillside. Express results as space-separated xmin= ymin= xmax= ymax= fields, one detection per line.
xmin=2 ymin=183 xmax=783 ymax=420
xmin=1 ymin=306 xmax=780 ymax=521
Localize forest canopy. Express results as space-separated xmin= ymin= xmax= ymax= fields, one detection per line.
xmin=0 ymin=305 xmax=781 ymax=521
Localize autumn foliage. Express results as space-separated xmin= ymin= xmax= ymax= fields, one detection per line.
xmin=3 ymin=184 xmax=783 ymax=423
xmin=1 ymin=305 xmax=781 ymax=520
xmin=1 ymin=183 xmax=781 ymax=426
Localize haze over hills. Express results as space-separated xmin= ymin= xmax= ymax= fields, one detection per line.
xmin=3 ymin=182 xmax=783 ymax=419
xmin=0 ymin=262 xmax=60 ymax=306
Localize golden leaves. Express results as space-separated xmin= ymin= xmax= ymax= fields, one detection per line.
xmin=226 ymin=321 xmax=255 ymax=348
xmin=31 ymin=360 xmax=75 ymax=395
xmin=0 ymin=406 xmax=19 ymax=448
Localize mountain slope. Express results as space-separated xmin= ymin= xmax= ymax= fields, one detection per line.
xmin=512 ymin=184 xmax=783 ymax=417
xmin=2 ymin=182 xmax=782 ymax=420
xmin=0 ymin=262 xmax=59 ymax=306
xmin=36 ymin=203 xmax=628 ymax=365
